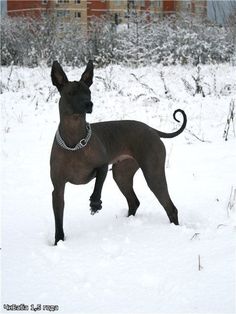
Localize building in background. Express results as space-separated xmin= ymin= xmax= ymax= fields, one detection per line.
xmin=148 ymin=1 xmax=163 ymax=18
xmin=1 ymin=0 xmax=7 ymax=17
xmin=163 ymin=0 xmax=176 ymax=15
xmin=55 ymin=0 xmax=87 ymax=26
xmin=5 ymin=0 xmax=210 ymax=25
xmin=7 ymin=0 xmax=54 ymax=18
xmin=176 ymin=0 xmax=207 ymax=17
xmin=107 ymin=0 xmax=128 ymax=24
xmin=87 ymin=0 xmax=108 ymax=20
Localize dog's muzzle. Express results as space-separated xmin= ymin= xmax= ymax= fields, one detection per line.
xmin=86 ymin=101 xmax=93 ymax=113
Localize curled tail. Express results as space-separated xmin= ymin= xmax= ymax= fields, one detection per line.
xmin=157 ymin=109 xmax=187 ymax=138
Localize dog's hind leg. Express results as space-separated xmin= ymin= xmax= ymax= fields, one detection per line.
xmin=140 ymin=143 xmax=179 ymax=225
xmin=112 ymin=159 xmax=140 ymax=216
xmin=145 ymin=170 xmax=179 ymax=225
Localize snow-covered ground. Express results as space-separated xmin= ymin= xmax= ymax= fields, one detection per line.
xmin=1 ymin=64 xmax=236 ymax=313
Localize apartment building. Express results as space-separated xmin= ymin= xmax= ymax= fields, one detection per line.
xmin=176 ymin=0 xmax=207 ymax=17
xmin=87 ymin=1 xmax=149 ymax=25
xmin=55 ymin=0 xmax=87 ymax=26
xmin=87 ymin=0 xmax=107 ymax=19
xmin=106 ymin=0 xmax=128 ymax=24
xmin=5 ymin=1 xmax=207 ymax=24
xmin=7 ymin=0 xmax=53 ymax=18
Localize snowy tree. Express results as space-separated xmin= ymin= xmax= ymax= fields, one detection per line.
xmin=1 ymin=11 xmax=235 ymax=67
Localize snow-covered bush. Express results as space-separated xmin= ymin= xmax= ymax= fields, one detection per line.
xmin=87 ymin=15 xmax=118 ymax=67
xmin=1 ymin=13 xmax=235 ymax=67
xmin=1 ymin=14 xmax=87 ymax=67
xmin=115 ymin=13 xmax=234 ymax=66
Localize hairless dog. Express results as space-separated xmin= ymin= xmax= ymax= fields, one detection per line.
xmin=50 ymin=61 xmax=187 ymax=245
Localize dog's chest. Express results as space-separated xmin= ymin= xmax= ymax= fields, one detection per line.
xmin=51 ymin=148 xmax=96 ymax=185
xmin=65 ymin=158 xmax=96 ymax=185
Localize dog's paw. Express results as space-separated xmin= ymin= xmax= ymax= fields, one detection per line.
xmin=54 ymin=234 xmax=64 ymax=246
xmin=90 ymin=209 xmax=100 ymax=215
xmin=90 ymin=199 xmax=102 ymax=215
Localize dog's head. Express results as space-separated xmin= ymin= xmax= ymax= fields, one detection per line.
xmin=51 ymin=61 xmax=94 ymax=115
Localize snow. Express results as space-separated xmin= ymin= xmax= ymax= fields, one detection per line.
xmin=1 ymin=64 xmax=236 ymax=313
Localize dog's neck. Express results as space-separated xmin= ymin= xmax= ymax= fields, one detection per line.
xmin=59 ymin=114 xmax=88 ymax=148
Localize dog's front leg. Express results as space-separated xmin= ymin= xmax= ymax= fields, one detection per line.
xmin=52 ymin=183 xmax=65 ymax=245
xmin=90 ymin=164 xmax=108 ymax=215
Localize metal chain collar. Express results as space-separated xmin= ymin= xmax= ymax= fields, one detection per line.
xmin=55 ymin=123 xmax=92 ymax=151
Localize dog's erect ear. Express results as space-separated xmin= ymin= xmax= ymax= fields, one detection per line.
xmin=80 ymin=60 xmax=94 ymax=87
xmin=51 ymin=61 xmax=68 ymax=92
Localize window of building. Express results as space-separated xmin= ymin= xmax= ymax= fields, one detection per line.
xmin=57 ymin=10 xmax=63 ymax=17
xmin=57 ymin=10 xmax=70 ymax=17
xmin=150 ymin=1 xmax=161 ymax=9
xmin=183 ymin=1 xmax=191 ymax=10
xmin=114 ymin=0 xmax=122 ymax=5
xmin=75 ymin=0 xmax=80 ymax=4
xmin=57 ymin=0 xmax=69 ymax=3
xmin=42 ymin=0 xmax=48 ymax=4
xmin=75 ymin=11 xmax=81 ymax=18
